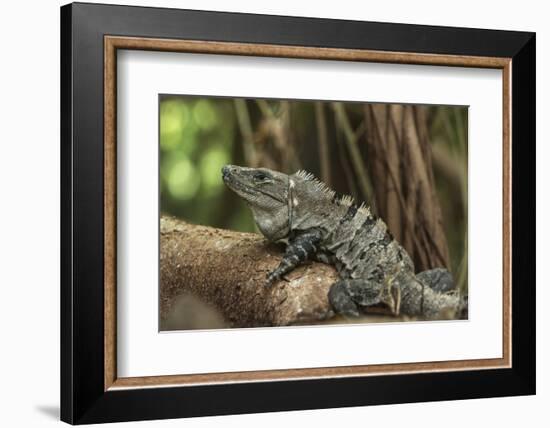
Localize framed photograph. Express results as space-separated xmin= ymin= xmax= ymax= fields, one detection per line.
xmin=61 ymin=2 xmax=535 ymax=424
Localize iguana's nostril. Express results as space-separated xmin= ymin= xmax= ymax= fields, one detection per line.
xmin=222 ymin=165 xmax=232 ymax=177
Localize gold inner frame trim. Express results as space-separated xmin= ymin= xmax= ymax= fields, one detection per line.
xmin=104 ymin=35 xmax=512 ymax=391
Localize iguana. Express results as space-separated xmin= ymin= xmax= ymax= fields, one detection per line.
xmin=222 ymin=165 xmax=467 ymax=320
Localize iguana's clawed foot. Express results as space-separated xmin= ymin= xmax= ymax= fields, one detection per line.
xmin=328 ymin=281 xmax=361 ymax=318
xmin=265 ymin=270 xmax=290 ymax=287
xmin=265 ymin=271 xmax=279 ymax=287
xmin=328 ymin=278 xmax=401 ymax=318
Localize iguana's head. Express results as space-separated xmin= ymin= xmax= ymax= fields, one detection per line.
xmin=222 ymin=165 xmax=337 ymax=241
xmin=222 ymin=165 xmax=291 ymax=241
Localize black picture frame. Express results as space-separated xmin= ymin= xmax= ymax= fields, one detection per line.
xmin=61 ymin=2 xmax=535 ymax=424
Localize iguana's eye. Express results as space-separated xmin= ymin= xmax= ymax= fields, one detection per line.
xmin=253 ymin=172 xmax=269 ymax=182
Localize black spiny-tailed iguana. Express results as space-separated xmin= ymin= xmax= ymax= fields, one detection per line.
xmin=222 ymin=165 xmax=467 ymax=320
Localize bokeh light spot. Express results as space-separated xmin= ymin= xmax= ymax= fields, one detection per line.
xmin=193 ymin=99 xmax=217 ymax=130
xmin=160 ymin=100 xmax=189 ymax=150
xmin=200 ymin=146 xmax=230 ymax=196
xmin=167 ymin=157 xmax=200 ymax=200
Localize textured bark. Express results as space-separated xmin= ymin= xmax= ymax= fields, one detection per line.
xmin=364 ymin=105 xmax=450 ymax=272
xmin=160 ymin=217 xmax=463 ymax=330
xmin=160 ymin=216 xmax=339 ymax=329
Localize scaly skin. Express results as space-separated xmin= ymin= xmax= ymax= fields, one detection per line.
xmin=222 ymin=165 xmax=463 ymax=319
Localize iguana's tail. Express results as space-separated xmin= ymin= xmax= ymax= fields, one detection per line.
xmin=415 ymin=268 xmax=468 ymax=319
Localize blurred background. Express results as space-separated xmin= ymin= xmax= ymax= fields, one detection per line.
xmin=159 ymin=95 xmax=468 ymax=295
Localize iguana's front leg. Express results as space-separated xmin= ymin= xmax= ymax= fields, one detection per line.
xmin=266 ymin=229 xmax=322 ymax=285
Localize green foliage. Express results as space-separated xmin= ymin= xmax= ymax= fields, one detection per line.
xmin=160 ymin=96 xmax=255 ymax=231
xmin=429 ymin=105 xmax=468 ymax=293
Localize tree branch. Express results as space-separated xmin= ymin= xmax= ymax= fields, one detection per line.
xmin=160 ymin=217 xmax=465 ymax=330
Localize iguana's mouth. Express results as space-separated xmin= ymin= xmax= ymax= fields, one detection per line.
xmin=222 ymin=170 xmax=256 ymax=196
xmin=222 ymin=167 xmax=285 ymax=203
